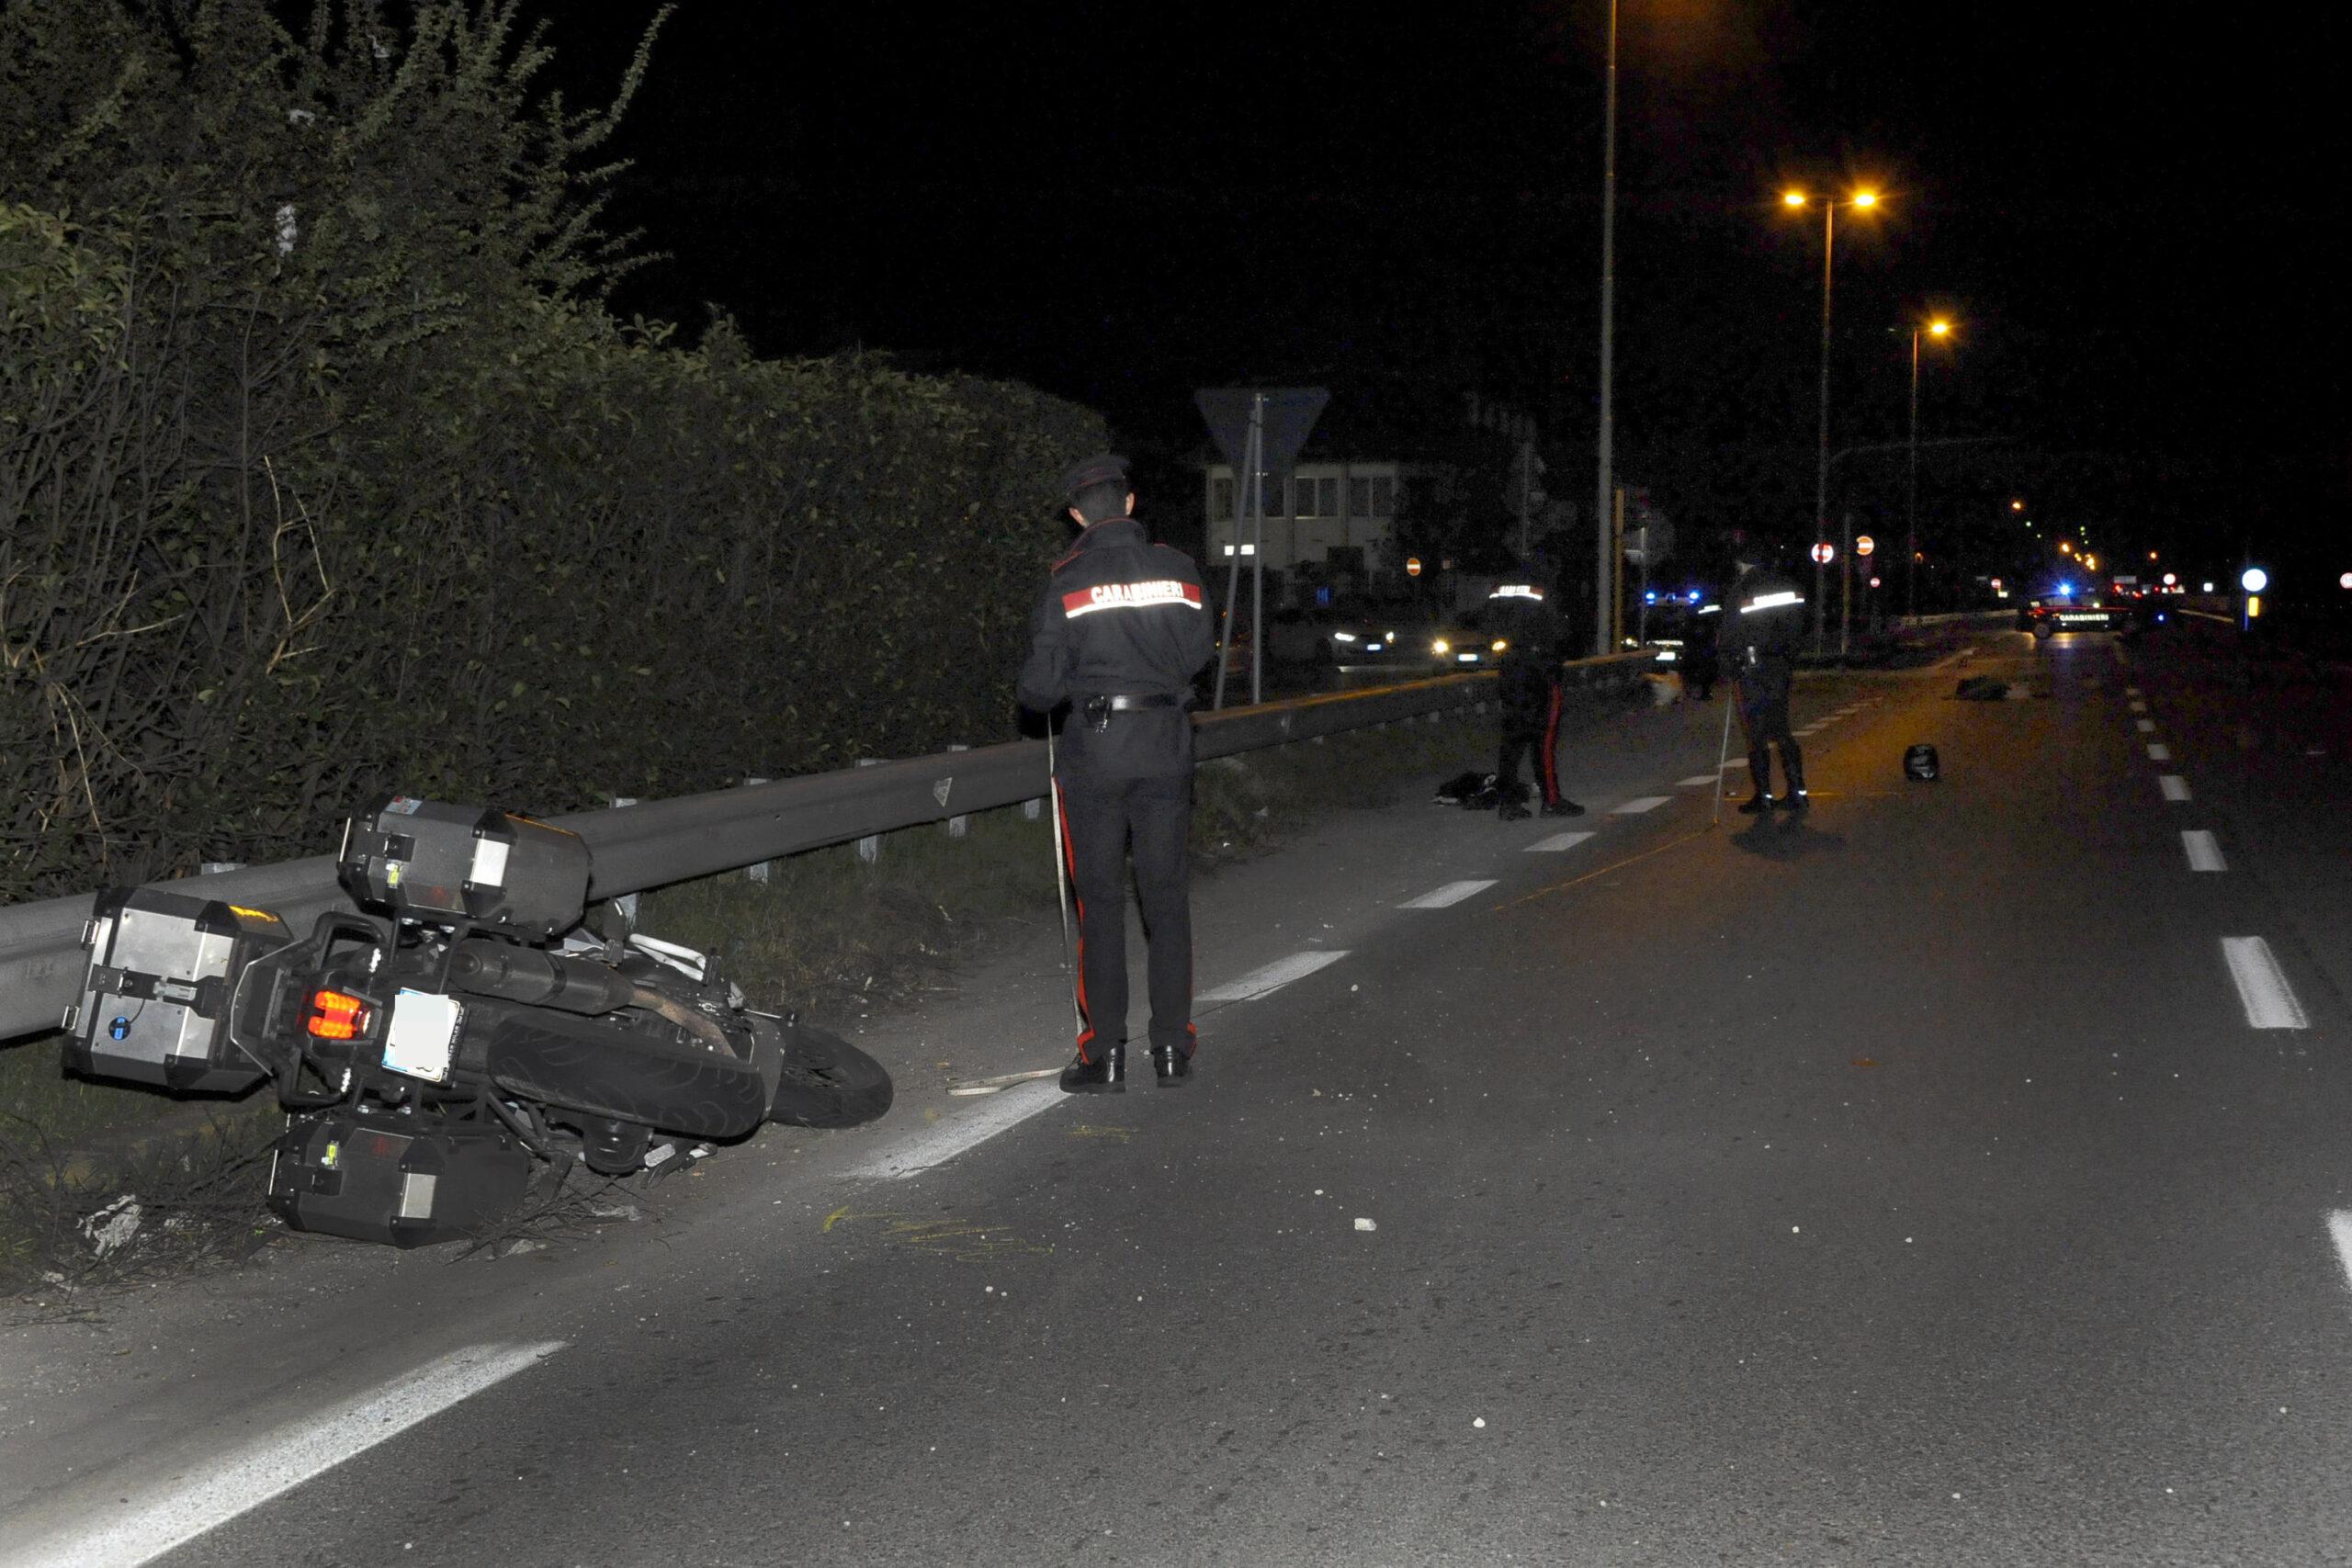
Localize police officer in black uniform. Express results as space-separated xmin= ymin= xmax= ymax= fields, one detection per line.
xmin=1723 ymin=547 xmax=1809 ymax=814
xmin=1489 ymin=585 xmax=1584 ymax=822
xmin=1016 ymin=456 xmax=1216 ymax=1092
xmin=1680 ymin=586 xmax=1722 ymax=702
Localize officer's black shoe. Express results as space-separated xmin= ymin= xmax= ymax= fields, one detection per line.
xmin=1781 ymin=790 xmax=1811 ymax=815
xmin=1150 ymin=1044 xmax=1193 ymax=1088
xmin=1058 ymin=1044 xmax=1125 ymax=1094
xmin=1736 ymin=793 xmax=1775 ymax=815
xmin=1497 ymin=801 xmax=1532 ymax=822
xmin=1541 ymin=799 xmax=1586 ymax=818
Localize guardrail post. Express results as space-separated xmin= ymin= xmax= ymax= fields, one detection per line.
xmin=855 ymin=761 xmax=882 ymax=863
xmin=610 ymin=797 xmax=639 ymax=923
xmin=945 ymin=746 xmax=969 ymax=840
xmin=741 ymin=779 xmax=771 ymax=882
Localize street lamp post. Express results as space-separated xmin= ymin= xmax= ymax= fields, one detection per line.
xmin=1782 ymin=187 xmax=1878 ymax=650
xmin=1907 ymin=316 xmax=1951 ymax=624
xmin=1592 ymin=0 xmax=1619 ymax=659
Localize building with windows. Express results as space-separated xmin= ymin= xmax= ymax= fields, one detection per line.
xmin=1202 ymin=460 xmax=1413 ymax=579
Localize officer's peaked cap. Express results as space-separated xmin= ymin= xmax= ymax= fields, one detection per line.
xmin=1060 ymin=453 xmax=1131 ymax=503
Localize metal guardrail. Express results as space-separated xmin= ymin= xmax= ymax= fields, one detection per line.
xmin=0 ymin=654 xmax=1654 ymax=1042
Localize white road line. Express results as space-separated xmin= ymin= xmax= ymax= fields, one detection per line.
xmin=1526 ymin=830 xmax=1596 ymax=853
xmin=2129 ymin=700 xmax=2149 ymax=713
xmin=2135 ymin=717 xmax=2156 ymax=733
xmin=2182 ymin=830 xmax=2226 ymax=873
xmin=2327 ymin=1212 xmax=2352 ymax=1298
xmin=1400 ymin=879 xmax=1497 ymax=909
xmin=1795 ymin=726 xmax=1826 ymax=736
xmin=1674 ymin=773 xmax=1719 ymax=787
xmin=1197 ymin=950 xmax=1350 ymax=1005
xmin=6 ymin=1341 xmax=566 ymax=1568
xmin=1720 ymin=758 xmax=1746 ymax=772
xmin=2126 ymin=685 xmax=2143 ymax=697
xmin=2221 ymin=937 xmax=2310 ymax=1030
xmin=2148 ymin=743 xmax=2172 ymax=761
xmin=1612 ymin=796 xmax=1670 ymax=815
xmin=850 ymin=1079 xmax=1065 ymax=1179
xmin=2160 ymin=774 xmax=2191 ymax=803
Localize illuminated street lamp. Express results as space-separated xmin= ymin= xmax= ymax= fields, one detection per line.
xmin=1782 ymin=186 xmax=1883 ymax=648
xmin=1906 ymin=315 xmax=1952 ymax=623
xmin=2058 ymin=541 xmax=2074 ymax=555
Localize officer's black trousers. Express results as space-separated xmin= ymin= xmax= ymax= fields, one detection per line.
xmin=1495 ymin=682 xmax=1564 ymax=807
xmin=1056 ymin=770 xmax=1194 ymax=1062
xmin=1736 ymin=665 xmax=1804 ymax=797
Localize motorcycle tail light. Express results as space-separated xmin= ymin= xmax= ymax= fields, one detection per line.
xmin=305 ymin=988 xmax=367 ymax=1041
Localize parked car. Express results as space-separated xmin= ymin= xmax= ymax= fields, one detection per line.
xmin=1262 ymin=605 xmax=1418 ymax=667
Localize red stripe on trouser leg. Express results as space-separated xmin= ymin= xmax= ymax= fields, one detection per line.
xmin=1540 ymin=684 xmax=1562 ymax=804
xmin=1055 ymin=783 xmax=1096 ymax=1060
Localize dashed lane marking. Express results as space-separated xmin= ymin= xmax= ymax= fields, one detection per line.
xmin=2 ymin=1340 xmax=568 ymax=1568
xmin=1525 ymin=830 xmax=1597 ymax=853
xmin=2182 ymin=830 xmax=2226 ymax=873
xmin=2221 ymin=937 xmax=2310 ymax=1030
xmin=1675 ymin=773 xmax=1719 ymax=787
xmin=1197 ymin=950 xmax=1351 ymax=1005
xmin=1400 ymin=879 xmax=1498 ymax=909
xmin=2130 ymin=700 xmax=2149 ymax=713
xmin=2148 ymin=743 xmax=2172 ymax=761
xmin=2160 ymin=775 xmax=2191 ymax=803
xmin=2327 ymin=1212 xmax=2352 ymax=1300
xmin=2126 ymin=685 xmax=2143 ymax=697
xmin=2136 ymin=718 xmax=2157 ymax=733
xmin=1612 ymin=796 xmax=1671 ymax=815
xmin=850 ymin=1080 xmax=1067 ymax=1179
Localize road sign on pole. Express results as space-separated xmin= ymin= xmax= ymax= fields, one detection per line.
xmin=1811 ymin=542 xmax=1835 ymax=565
xmin=1196 ymin=389 xmax=1329 ymax=708
xmin=1856 ymin=535 xmax=1875 ymax=557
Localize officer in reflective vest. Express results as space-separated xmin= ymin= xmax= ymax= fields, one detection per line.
xmin=1488 ymin=583 xmax=1584 ymax=822
xmin=1017 ymin=455 xmax=1216 ymax=1091
xmin=1724 ymin=552 xmax=1809 ymax=814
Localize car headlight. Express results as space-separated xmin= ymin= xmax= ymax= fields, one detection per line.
xmin=1431 ymin=637 xmax=1450 ymax=654
xmin=1332 ymin=631 xmax=1357 ymax=643
xmin=1491 ymin=638 xmax=1508 ymax=652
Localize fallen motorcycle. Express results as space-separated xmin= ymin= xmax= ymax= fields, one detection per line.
xmin=62 ymin=796 xmax=890 ymax=1247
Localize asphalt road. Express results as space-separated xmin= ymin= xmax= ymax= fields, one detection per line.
xmin=5 ymin=623 xmax=2349 ymax=1566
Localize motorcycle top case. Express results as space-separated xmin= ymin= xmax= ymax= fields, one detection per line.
xmin=340 ymin=796 xmax=589 ymax=938
xmin=68 ymin=888 xmax=288 ymax=1092
xmin=267 ymin=1109 xmax=531 ymax=1248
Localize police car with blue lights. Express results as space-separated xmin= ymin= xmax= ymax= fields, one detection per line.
xmin=2018 ymin=580 xmax=2157 ymax=640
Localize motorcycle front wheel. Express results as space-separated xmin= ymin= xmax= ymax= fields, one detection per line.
xmin=767 ymin=1021 xmax=893 ymax=1129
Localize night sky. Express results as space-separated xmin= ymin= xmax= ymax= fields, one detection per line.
xmin=551 ymin=2 xmax=2348 ymax=583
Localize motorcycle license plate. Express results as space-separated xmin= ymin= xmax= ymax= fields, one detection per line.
xmin=382 ymin=988 xmax=462 ymax=1083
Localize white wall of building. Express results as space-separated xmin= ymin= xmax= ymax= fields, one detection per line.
xmin=1203 ymin=461 xmax=1406 ymax=572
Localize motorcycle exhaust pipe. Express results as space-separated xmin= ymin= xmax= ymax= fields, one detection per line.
xmin=447 ymin=942 xmax=737 ymax=1057
xmin=447 ymin=942 xmax=636 ymax=1014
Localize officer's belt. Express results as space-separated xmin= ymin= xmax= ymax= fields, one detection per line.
xmin=1085 ymin=693 xmax=1181 ymax=712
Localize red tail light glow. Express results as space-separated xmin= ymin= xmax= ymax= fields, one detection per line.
xmin=305 ymin=988 xmax=367 ymax=1041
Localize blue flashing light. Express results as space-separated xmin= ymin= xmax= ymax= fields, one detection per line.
xmin=1687 ymin=589 xmax=1702 ymax=603
xmin=2056 ymin=581 xmax=2075 ymax=598
xmin=1643 ymin=590 xmax=1657 ymax=604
